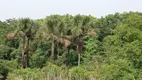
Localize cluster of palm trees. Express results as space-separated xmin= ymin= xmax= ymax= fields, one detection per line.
xmin=7 ymin=14 xmax=96 ymax=68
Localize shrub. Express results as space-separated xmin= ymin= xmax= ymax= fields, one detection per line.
xmin=7 ymin=68 xmax=43 ymax=80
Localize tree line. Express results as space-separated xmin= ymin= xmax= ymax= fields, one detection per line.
xmin=0 ymin=12 xmax=142 ymax=80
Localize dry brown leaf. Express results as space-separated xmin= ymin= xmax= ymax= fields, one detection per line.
xmin=7 ymin=33 xmax=15 ymax=40
xmin=64 ymin=39 xmax=71 ymax=48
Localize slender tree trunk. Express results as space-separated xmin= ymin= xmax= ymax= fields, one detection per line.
xmin=66 ymin=47 xmax=70 ymax=65
xmin=51 ymin=39 xmax=55 ymax=62
xmin=77 ymin=34 xmax=84 ymax=66
xmin=67 ymin=47 xmax=70 ymax=58
xmin=26 ymin=38 xmax=30 ymax=67
xmin=77 ymin=44 xmax=81 ymax=66
xmin=78 ymin=53 xmax=81 ymax=66
xmin=57 ymin=43 xmax=59 ymax=56
xmin=21 ymin=37 xmax=26 ymax=68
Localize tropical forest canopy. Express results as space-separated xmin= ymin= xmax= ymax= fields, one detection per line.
xmin=0 ymin=12 xmax=142 ymax=80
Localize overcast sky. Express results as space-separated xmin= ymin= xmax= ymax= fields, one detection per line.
xmin=0 ymin=0 xmax=142 ymax=21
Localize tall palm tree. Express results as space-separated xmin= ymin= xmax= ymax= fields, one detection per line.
xmin=7 ymin=18 xmax=39 ymax=68
xmin=39 ymin=15 xmax=65 ymax=62
xmin=71 ymin=15 xmax=96 ymax=66
xmin=38 ymin=15 xmax=73 ymax=63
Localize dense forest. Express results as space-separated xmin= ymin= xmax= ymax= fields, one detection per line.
xmin=0 ymin=12 xmax=142 ymax=80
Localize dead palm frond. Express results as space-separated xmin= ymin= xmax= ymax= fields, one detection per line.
xmin=7 ymin=33 xmax=15 ymax=40
xmin=24 ymin=44 xmax=28 ymax=53
xmin=64 ymin=39 xmax=71 ymax=48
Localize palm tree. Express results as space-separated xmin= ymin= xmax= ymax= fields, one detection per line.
xmin=7 ymin=18 xmax=39 ymax=68
xmin=39 ymin=15 xmax=65 ymax=62
xmin=71 ymin=15 xmax=96 ymax=66
xmin=38 ymin=15 xmax=73 ymax=63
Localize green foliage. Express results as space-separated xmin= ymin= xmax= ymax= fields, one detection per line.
xmin=0 ymin=60 xmax=18 ymax=79
xmin=1 ymin=12 xmax=142 ymax=80
xmin=95 ymin=13 xmax=122 ymax=41
xmin=7 ymin=68 xmax=43 ymax=80
xmin=7 ymin=63 xmax=97 ymax=80
xmin=83 ymin=36 xmax=99 ymax=61
xmin=69 ymin=66 xmax=88 ymax=79
xmin=101 ymin=59 xmax=136 ymax=80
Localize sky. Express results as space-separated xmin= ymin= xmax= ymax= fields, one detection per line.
xmin=0 ymin=0 xmax=142 ymax=21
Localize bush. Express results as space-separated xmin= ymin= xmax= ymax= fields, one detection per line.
xmin=7 ymin=68 xmax=43 ymax=80
xmin=0 ymin=60 xmax=18 ymax=79
xmin=42 ymin=62 xmax=69 ymax=80
xmin=69 ymin=66 xmax=97 ymax=80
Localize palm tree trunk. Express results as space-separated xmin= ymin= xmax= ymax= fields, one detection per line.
xmin=65 ymin=47 xmax=70 ymax=65
xmin=78 ymin=53 xmax=81 ymax=66
xmin=67 ymin=47 xmax=70 ymax=57
xmin=77 ymin=34 xmax=84 ymax=66
xmin=26 ymin=38 xmax=30 ymax=67
xmin=57 ymin=43 xmax=59 ymax=56
xmin=21 ymin=37 xmax=26 ymax=68
xmin=51 ymin=39 xmax=55 ymax=62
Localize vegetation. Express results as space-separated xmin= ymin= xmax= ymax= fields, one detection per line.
xmin=0 ymin=12 xmax=142 ymax=80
